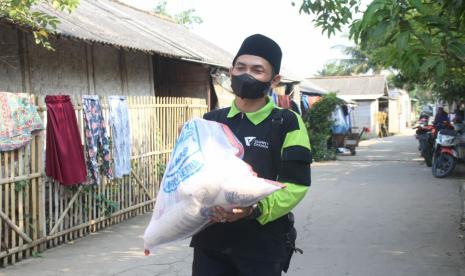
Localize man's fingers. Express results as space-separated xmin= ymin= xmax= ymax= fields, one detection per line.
xmin=232 ymin=208 xmax=245 ymax=214
xmin=209 ymin=206 xmax=251 ymax=223
xmin=209 ymin=206 xmax=228 ymax=222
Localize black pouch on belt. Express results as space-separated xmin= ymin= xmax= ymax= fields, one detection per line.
xmin=282 ymin=212 xmax=303 ymax=273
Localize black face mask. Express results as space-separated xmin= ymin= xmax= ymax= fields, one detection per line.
xmin=230 ymin=73 xmax=272 ymax=99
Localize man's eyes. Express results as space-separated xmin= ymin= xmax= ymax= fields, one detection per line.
xmin=234 ymin=66 xmax=264 ymax=74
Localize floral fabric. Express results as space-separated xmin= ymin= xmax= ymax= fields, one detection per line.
xmin=83 ymin=95 xmax=113 ymax=185
xmin=0 ymin=92 xmax=43 ymax=151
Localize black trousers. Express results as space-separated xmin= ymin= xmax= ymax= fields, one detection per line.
xmin=192 ymin=247 xmax=282 ymax=276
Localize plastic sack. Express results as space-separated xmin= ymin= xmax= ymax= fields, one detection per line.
xmin=331 ymin=105 xmax=349 ymax=134
xmin=143 ymin=118 xmax=284 ymax=253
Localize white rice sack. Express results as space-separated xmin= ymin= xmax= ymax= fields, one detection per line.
xmin=143 ymin=118 xmax=284 ymax=253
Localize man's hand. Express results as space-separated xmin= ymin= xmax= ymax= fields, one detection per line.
xmin=209 ymin=206 xmax=253 ymax=223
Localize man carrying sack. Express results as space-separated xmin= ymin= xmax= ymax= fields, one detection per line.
xmin=190 ymin=34 xmax=312 ymax=276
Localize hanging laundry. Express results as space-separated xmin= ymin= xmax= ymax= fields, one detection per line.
xmin=301 ymin=95 xmax=309 ymax=112
xmin=0 ymin=92 xmax=43 ymax=151
xmin=308 ymin=96 xmax=321 ymax=108
xmin=82 ymin=95 xmax=113 ymax=185
xmin=277 ymin=94 xmax=291 ymax=109
xmin=45 ymin=95 xmax=86 ymax=185
xmin=270 ymin=90 xmax=278 ymax=105
xmin=109 ymin=96 xmax=132 ymax=178
xmin=331 ymin=105 xmax=349 ymax=134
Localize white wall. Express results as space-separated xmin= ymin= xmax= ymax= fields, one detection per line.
xmin=389 ymin=99 xmax=400 ymax=134
xmin=353 ymin=100 xmax=377 ymax=138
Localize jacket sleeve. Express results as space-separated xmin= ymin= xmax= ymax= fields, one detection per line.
xmin=257 ymin=113 xmax=312 ymax=225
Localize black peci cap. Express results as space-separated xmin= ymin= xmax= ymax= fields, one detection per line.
xmin=232 ymin=34 xmax=282 ymax=74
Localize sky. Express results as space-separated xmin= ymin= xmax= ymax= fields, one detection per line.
xmin=120 ymin=0 xmax=353 ymax=78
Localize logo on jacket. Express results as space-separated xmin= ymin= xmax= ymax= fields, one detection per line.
xmin=244 ymin=136 xmax=269 ymax=149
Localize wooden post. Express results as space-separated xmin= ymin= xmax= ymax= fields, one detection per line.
xmin=37 ymin=96 xmax=46 ymax=252
xmin=0 ymin=210 xmax=32 ymax=243
xmin=48 ymin=186 xmax=83 ymax=236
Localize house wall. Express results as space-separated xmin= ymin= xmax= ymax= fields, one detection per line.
xmin=214 ymin=83 xmax=234 ymax=109
xmin=388 ymin=92 xmax=412 ymax=134
xmin=371 ymin=100 xmax=380 ymax=137
xmin=401 ymin=94 xmax=412 ymax=128
xmin=353 ymin=100 xmax=378 ymax=138
xmin=0 ymin=24 xmax=154 ymax=96
xmin=389 ymin=98 xmax=400 ymax=134
xmin=0 ymin=25 xmax=24 ymax=92
xmin=152 ymin=56 xmax=209 ymax=102
xmin=210 ymin=69 xmax=234 ymax=109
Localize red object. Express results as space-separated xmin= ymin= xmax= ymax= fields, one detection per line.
xmin=45 ymin=95 xmax=87 ymax=185
xmin=308 ymin=96 xmax=321 ymax=107
xmin=277 ymin=95 xmax=291 ymax=109
xmin=440 ymin=147 xmax=457 ymax=158
xmin=363 ymin=127 xmax=371 ymax=133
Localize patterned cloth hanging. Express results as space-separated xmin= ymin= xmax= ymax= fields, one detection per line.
xmin=0 ymin=92 xmax=43 ymax=151
xmin=82 ymin=95 xmax=113 ymax=185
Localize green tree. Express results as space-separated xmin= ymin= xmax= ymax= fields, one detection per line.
xmin=153 ymin=1 xmax=203 ymax=28
xmin=297 ymin=0 xmax=465 ymax=99
xmin=319 ymin=45 xmax=383 ymax=76
xmin=318 ymin=61 xmax=353 ymax=76
xmin=303 ymin=93 xmax=342 ymax=161
xmin=0 ymin=0 xmax=80 ymax=50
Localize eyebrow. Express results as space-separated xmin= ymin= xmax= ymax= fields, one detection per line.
xmin=235 ymin=62 xmax=266 ymax=70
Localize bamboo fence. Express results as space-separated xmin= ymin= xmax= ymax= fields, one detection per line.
xmin=0 ymin=95 xmax=207 ymax=266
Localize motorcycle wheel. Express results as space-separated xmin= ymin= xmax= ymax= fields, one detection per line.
xmin=432 ymin=153 xmax=456 ymax=178
xmin=424 ymin=149 xmax=433 ymax=167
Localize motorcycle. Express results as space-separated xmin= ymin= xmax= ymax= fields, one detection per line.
xmin=432 ymin=125 xmax=465 ymax=178
xmin=414 ymin=124 xmax=434 ymax=167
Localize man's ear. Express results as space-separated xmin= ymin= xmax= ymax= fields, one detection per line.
xmin=270 ymin=74 xmax=282 ymax=88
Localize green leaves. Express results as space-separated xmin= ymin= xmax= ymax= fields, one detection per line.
xmin=420 ymin=57 xmax=441 ymax=73
xmin=303 ymin=93 xmax=342 ymax=161
xmin=298 ymin=0 xmax=361 ymax=38
xmin=448 ymin=40 xmax=465 ymax=60
xmin=1 ymin=0 xmax=80 ymax=50
xmin=396 ymin=31 xmax=410 ymax=50
xmin=408 ymin=0 xmax=428 ymax=14
xmin=300 ymin=0 xmax=465 ymax=99
xmin=153 ymin=1 xmax=203 ymax=28
xmin=14 ymin=180 xmax=30 ymax=192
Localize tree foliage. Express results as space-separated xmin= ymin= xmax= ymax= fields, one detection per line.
xmin=0 ymin=0 xmax=80 ymax=50
xmin=318 ymin=61 xmax=353 ymax=76
xmin=303 ymin=93 xmax=343 ymax=161
xmin=298 ymin=0 xmax=465 ymax=100
xmin=318 ymin=45 xmax=383 ymax=76
xmin=154 ymin=1 xmax=203 ymax=28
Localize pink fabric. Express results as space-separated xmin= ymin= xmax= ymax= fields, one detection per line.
xmin=277 ymin=95 xmax=291 ymax=109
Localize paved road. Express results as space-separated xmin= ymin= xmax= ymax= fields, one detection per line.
xmin=3 ymin=133 xmax=465 ymax=276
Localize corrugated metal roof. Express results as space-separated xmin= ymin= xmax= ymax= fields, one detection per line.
xmin=299 ymin=79 xmax=328 ymax=94
xmin=35 ymin=0 xmax=234 ymax=67
xmin=306 ymin=75 xmax=388 ymax=100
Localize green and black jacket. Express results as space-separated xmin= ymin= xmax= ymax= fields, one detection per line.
xmin=190 ymin=97 xmax=311 ymax=261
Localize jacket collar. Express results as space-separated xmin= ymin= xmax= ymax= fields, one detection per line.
xmin=227 ymin=96 xmax=276 ymax=125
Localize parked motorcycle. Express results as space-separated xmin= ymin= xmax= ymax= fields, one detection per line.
xmin=432 ymin=126 xmax=465 ymax=178
xmin=414 ymin=124 xmax=434 ymax=166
